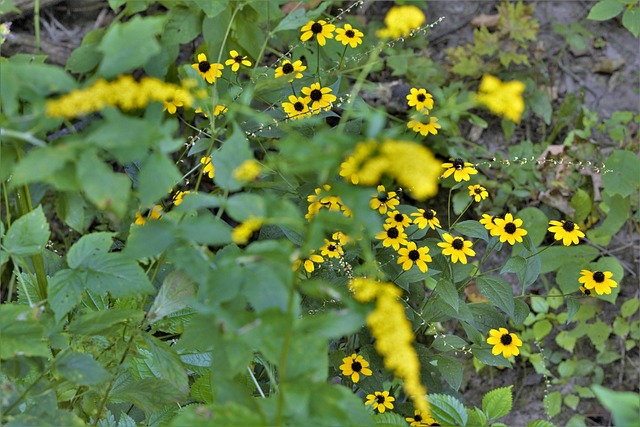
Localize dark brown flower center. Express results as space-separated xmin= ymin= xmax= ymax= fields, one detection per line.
xmin=414 ymin=415 xmax=423 ymax=422
xmin=234 ymin=55 xmax=243 ymax=63
xmin=376 ymin=395 xmax=386 ymax=404
xmin=453 ymin=158 xmax=465 ymax=170
xmin=505 ymin=222 xmax=517 ymax=234
xmin=452 ymin=238 xmax=464 ymax=250
xmin=351 ymin=361 xmax=362 ymax=372
xmin=282 ymin=63 xmax=294 ymax=74
xmin=423 ymin=209 xmax=435 ymax=220
xmin=198 ymin=61 xmax=211 ymax=72
xmin=593 ymin=271 xmax=605 ymax=282
xmin=377 ymin=191 xmax=388 ymax=202
xmin=311 ymin=22 xmax=323 ymax=34
xmin=346 ymin=29 xmax=355 ymax=38
xmin=409 ymin=250 xmax=420 ymax=261
xmin=562 ymin=221 xmax=575 ymax=232
xmin=583 ymin=288 xmax=591 ymax=295
xmin=394 ymin=213 xmax=404 ymax=222
xmin=474 ymin=187 xmax=483 ymax=194
xmin=328 ymin=244 xmax=337 ymax=252
xmin=417 ymin=93 xmax=426 ymax=102
xmin=387 ymin=227 xmax=400 ymax=239
xmin=500 ymin=334 xmax=513 ymax=345
xmin=294 ymin=102 xmax=304 ymax=112
xmin=310 ymin=89 xmax=323 ymax=101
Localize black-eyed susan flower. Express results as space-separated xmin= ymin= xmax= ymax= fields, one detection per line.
xmin=376 ymin=5 xmax=425 ymax=39
xmin=225 ymin=50 xmax=251 ymax=72
xmin=386 ymin=210 xmax=411 ymax=228
xmin=339 ymin=353 xmax=372 ymax=383
xmin=332 ymin=231 xmax=350 ymax=246
xmin=480 ymin=213 xmax=502 ymax=232
xmin=305 ymin=185 xmax=349 ymax=220
xmin=406 ymin=410 xmax=440 ymax=426
xmin=335 ymin=23 xmax=363 ymax=48
xmin=365 ymin=390 xmax=395 ymax=413
xmin=200 ymin=156 xmax=215 ymax=179
xmin=134 ymin=205 xmax=163 ymax=225
xmin=301 ymin=82 xmax=337 ymax=113
xmin=397 ymin=241 xmax=431 ymax=273
xmin=300 ymin=20 xmax=335 ymax=46
xmin=578 ymin=270 xmax=618 ymax=295
xmin=233 ymin=159 xmax=261 ymax=182
xmin=411 ymin=208 xmax=441 ymax=230
xmin=407 ymin=113 xmax=441 ymax=136
xmin=375 ymin=223 xmax=408 ymax=251
xmin=437 ymin=233 xmax=475 ymax=264
xmin=294 ymin=250 xmax=325 ymax=273
xmin=407 ymin=88 xmax=434 ymax=111
xmin=231 ymin=217 xmax=263 ymax=245
xmin=320 ymin=239 xmax=343 ymax=259
xmin=191 ymin=53 xmax=223 ymax=84
xmin=468 ymin=184 xmax=488 ymax=202
xmin=274 ymin=59 xmax=306 ymax=82
xmin=369 ymin=185 xmax=400 ymax=214
xmin=491 ymin=213 xmax=528 ymax=245
xmin=476 ymin=74 xmax=525 ymax=123
xmin=486 ymin=328 xmax=523 ymax=358
xmin=442 ymin=158 xmax=478 ymax=182
xmin=172 ymin=190 xmax=190 ymax=206
xmin=163 ymin=89 xmax=189 ymax=114
xmin=195 ymin=104 xmax=227 ymax=118
xmin=282 ymin=95 xmax=311 ymax=120
xmin=548 ymin=220 xmax=585 ymax=246
xmin=579 ymin=285 xmax=595 ymax=297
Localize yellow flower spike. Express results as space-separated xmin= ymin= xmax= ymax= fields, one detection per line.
xmin=486 ymin=328 xmax=523 ymax=358
xmin=200 ymin=156 xmax=215 ymax=179
xmin=233 ymin=159 xmax=261 ymax=182
xmin=376 ymin=5 xmax=425 ymax=39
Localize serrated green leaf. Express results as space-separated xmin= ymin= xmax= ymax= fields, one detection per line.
xmin=3 ymin=206 xmax=50 ymax=256
xmin=483 ymin=385 xmax=513 ymax=420
xmin=67 ymin=232 xmax=114 ymax=268
xmin=193 ymin=0 xmax=227 ymax=17
xmin=67 ymin=308 xmax=143 ymax=335
xmin=138 ymin=335 xmax=189 ymax=394
xmin=435 ymin=355 xmax=464 ymax=391
xmin=527 ymin=421 xmax=557 ymax=427
xmin=110 ymin=374 xmax=184 ymax=413
xmin=0 ymin=305 xmax=50 ymax=359
xmin=57 ymin=352 xmax=110 ymax=385
xmin=124 ymin=220 xmax=176 ymax=260
xmin=428 ymin=393 xmax=468 ymax=426
xmin=147 ymin=270 xmax=195 ymax=324
xmin=373 ymin=411 xmax=408 ymax=426
xmin=476 ymin=276 xmax=515 ymax=317
xmin=48 ymin=269 xmax=85 ymax=321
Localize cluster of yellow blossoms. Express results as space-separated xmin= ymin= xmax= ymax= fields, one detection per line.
xmin=45 ymin=75 xmax=195 ymax=120
xmin=376 ymin=5 xmax=426 ymax=39
xmin=476 ymin=74 xmax=526 ymax=123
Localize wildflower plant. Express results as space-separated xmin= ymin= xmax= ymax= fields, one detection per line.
xmin=0 ymin=1 xmax=636 ymax=426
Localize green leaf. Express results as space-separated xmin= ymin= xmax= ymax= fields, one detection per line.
xmin=533 ymin=319 xmax=553 ymax=340
xmin=471 ymin=346 xmax=512 ymax=367
xmin=67 ymin=308 xmax=143 ymax=335
xmin=193 ymin=0 xmax=227 ymax=17
xmin=3 ymin=205 xmax=50 ymax=256
xmin=482 ymin=385 xmax=513 ymax=420
xmin=56 ymin=352 xmax=110 ymax=385
xmin=539 ymin=245 xmax=600 ymax=274
xmin=566 ymin=297 xmax=581 ymax=323
xmin=97 ymin=16 xmax=167 ymax=78
xmin=545 ymin=390 xmax=562 ymax=418
xmin=138 ymin=151 xmax=182 ymax=207
xmin=55 ymin=192 xmax=89 ymax=233
xmin=66 ymin=44 xmax=103 ymax=74
xmin=273 ymin=8 xmax=307 ymax=33
xmin=592 ymin=384 xmax=640 ymax=427
xmin=527 ymin=421 xmax=557 ymax=427
xmin=178 ymin=212 xmax=232 ymax=245
xmin=76 ymin=150 xmax=131 ymax=218
xmin=586 ymin=319 xmax=611 ymax=350
xmin=48 ymin=269 xmax=85 ymax=321
xmin=212 ymin=124 xmax=253 ymax=192
xmin=428 ymin=393 xmax=468 ymax=426
xmin=110 ymin=374 xmax=185 ymax=414
xmin=621 ymin=298 xmax=639 ymax=318
xmin=373 ymin=411 xmax=408 ymax=426
xmin=226 ymin=193 xmax=266 ymax=222
xmin=452 ymin=220 xmax=489 ymax=242
xmin=138 ymin=335 xmax=189 ymax=394
xmin=587 ymin=0 xmax=626 ymax=21
xmin=124 ymin=220 xmax=176 ymax=260
xmin=435 ymin=355 xmax=464 ymax=391
xmin=466 ymin=407 xmax=488 ymax=427
xmin=147 ymin=270 xmax=195 ymax=324
xmin=435 ymin=279 xmax=459 ymax=313
xmin=67 ymin=232 xmax=114 ymax=269
xmin=476 ymin=276 xmax=515 ymax=317
xmin=11 ymin=145 xmax=75 ymax=186
xmin=570 ymin=189 xmax=592 ymax=225
xmin=587 ymin=194 xmax=629 ymax=246
xmin=602 ymin=150 xmax=640 ymax=197
xmin=0 ymin=305 xmax=50 ymax=359
xmin=622 ymin=6 xmax=640 ymax=37
xmin=202 ymin=7 xmax=232 ymax=64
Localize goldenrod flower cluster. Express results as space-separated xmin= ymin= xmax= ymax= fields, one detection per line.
xmin=350 ymin=277 xmax=429 ymax=414
xmin=340 ymin=139 xmax=441 ymax=200
xmin=46 ymin=75 xmax=195 ymax=120
xmin=376 ymin=5 xmax=426 ymax=39
xmin=475 ymin=74 xmax=525 ymax=123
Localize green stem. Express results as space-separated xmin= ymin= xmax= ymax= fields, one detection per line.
xmin=315 ymin=38 xmax=321 ymax=85
xmin=337 ymin=44 xmax=348 ymax=70
xmin=34 ymin=0 xmax=40 ymax=53
xmin=0 ymin=128 xmax=47 ymax=147
xmin=450 ymin=199 xmax=473 ymax=229
xmin=447 ymin=187 xmax=453 ymax=229
xmin=274 ymin=274 xmax=297 ymax=425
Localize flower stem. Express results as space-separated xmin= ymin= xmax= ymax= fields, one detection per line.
xmin=450 ymin=199 xmax=473 ymax=229
xmin=338 ymin=45 xmax=348 ymax=70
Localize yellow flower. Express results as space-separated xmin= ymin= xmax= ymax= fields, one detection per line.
xmin=194 ymin=104 xmax=227 ymax=118
xmin=231 ymin=217 xmax=263 ymax=245
xmin=225 ymin=50 xmax=251 ymax=73
xmin=282 ymin=95 xmax=311 ymax=120
xmin=468 ymin=184 xmax=489 ymax=202
xmin=379 ymin=140 xmax=441 ymax=200
xmin=548 ymin=220 xmax=585 ymax=246
xmin=294 ymin=250 xmax=324 ymax=273
xmin=300 ymin=20 xmax=335 ymax=46
xmin=407 ymin=114 xmax=441 ymax=136
xmin=441 ymin=158 xmax=478 ymax=182
xmin=375 ymin=223 xmax=408 ymax=251
xmin=406 ymin=410 xmax=440 ymax=426
xmin=486 ymin=328 xmax=523 ymax=358
xmin=480 ymin=213 xmax=502 ymax=232
xmin=172 ymin=190 xmax=190 ymax=206
xmin=163 ymin=89 xmax=189 ymax=114
xmin=274 ymin=59 xmax=306 ymax=82
xmin=339 ymin=353 xmax=372 ymax=383
xmin=376 ymin=5 xmax=425 ymax=39
xmin=233 ymin=159 xmax=261 ymax=182
xmin=437 ymin=233 xmax=475 ymax=264
xmin=578 ymin=270 xmax=618 ymax=295
xmin=134 ymin=205 xmax=163 ymax=225
xmin=491 ymin=213 xmax=528 ymax=245
xmin=365 ymin=391 xmax=395 ymax=413
xmin=579 ymin=285 xmax=595 ymax=297
xmin=305 ymin=185 xmax=350 ymax=220
xmin=335 ymin=23 xmax=363 ymax=48
xmin=369 ymin=184 xmax=400 ymax=214
xmin=411 ymin=208 xmax=441 ymax=230
xmin=301 ymin=82 xmax=337 ymax=113
xmin=386 ymin=210 xmax=411 ymax=229
xmin=200 ymin=156 xmax=215 ymax=179
xmin=397 ymin=241 xmax=431 ymax=273
xmin=476 ymin=74 xmax=526 ymax=123
xmin=191 ymin=53 xmax=224 ymax=84
xmin=406 ymin=88 xmax=434 ymax=111
xmin=320 ymin=239 xmax=343 ymax=259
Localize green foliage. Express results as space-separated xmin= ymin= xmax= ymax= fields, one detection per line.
xmin=588 ymin=0 xmax=640 ymax=37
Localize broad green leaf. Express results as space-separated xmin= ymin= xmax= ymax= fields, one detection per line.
xmin=533 ymin=319 xmax=553 ymax=340
xmin=147 ymin=270 xmax=195 ymax=324
xmin=586 ymin=319 xmax=611 ymax=350
xmin=482 ymin=385 xmax=513 ymax=420
xmin=372 ymin=411 xmax=408 ymax=426
xmin=0 ymin=305 xmax=50 ymax=359
xmin=539 ymin=246 xmax=599 ymax=273
xmin=466 ymin=407 xmax=488 ymax=427
xmin=79 ymin=253 xmax=155 ymax=298
xmin=428 ymin=393 xmax=468 ymax=426
xmin=55 ymin=191 xmax=89 ymax=233
xmin=476 ymin=276 xmax=515 ymax=317
xmin=66 ymin=44 xmax=103 ymax=74
xmin=190 ymin=372 xmax=214 ymax=403
xmin=67 ymin=308 xmax=143 ymax=335
xmin=11 ymin=145 xmax=74 ymax=185
xmin=558 ymin=359 xmax=576 ymax=377
xmin=570 ymin=189 xmax=592 ymax=225
xmin=97 ymin=16 xmax=167 ymax=78
xmin=163 ymin=5 xmax=201 ymax=44
xmin=512 ymin=299 xmax=530 ymax=326
xmin=110 ymin=374 xmax=185 ymax=414
xmin=592 ymin=384 xmax=640 ymax=427
xmin=3 ymin=205 xmax=50 ymax=256
xmin=622 ymin=6 xmax=640 ymax=37
xmin=193 ymin=0 xmax=227 ymax=17
xmin=169 ymin=402 xmax=265 ymax=427
xmin=125 ymin=220 xmax=176 ymax=260
xmin=67 ymin=232 xmax=114 ymax=269
xmin=471 ymin=346 xmax=512 ymax=368
xmin=178 ymin=212 xmax=232 ymax=245
xmin=273 ymin=8 xmax=307 ymax=33
xmin=138 ymin=335 xmax=189 ymax=394
xmin=545 ymin=390 xmax=562 ymax=418
xmin=601 ymin=149 xmax=640 ymax=197
xmin=226 ymin=193 xmax=266 ymax=222
xmin=212 ymin=124 xmax=253 ymax=192
xmin=587 ymin=0 xmax=626 ymax=21
xmin=76 ymin=150 xmax=131 ymax=218
xmin=435 ymin=355 xmax=464 ymax=391
xmin=435 ymin=279 xmax=459 ymax=313
xmin=587 ymin=194 xmax=629 ymax=246
xmin=48 ymin=269 xmax=85 ymax=321
xmin=6 ymin=409 xmax=85 ymax=427
xmin=202 ymin=7 xmax=232 ymax=63
xmin=452 ymin=220 xmax=488 ymax=242
xmin=138 ymin=151 xmax=182 ymax=207
xmin=56 ymin=352 xmax=110 ymax=385
xmin=621 ymin=298 xmax=639 ymax=318
xmin=527 ymin=421 xmax=557 ymax=427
